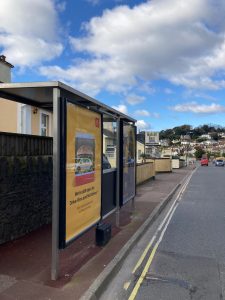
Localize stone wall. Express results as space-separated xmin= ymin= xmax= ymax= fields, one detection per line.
xmin=0 ymin=155 xmax=52 ymax=244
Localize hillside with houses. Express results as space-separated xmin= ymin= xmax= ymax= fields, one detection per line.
xmin=137 ymin=124 xmax=225 ymax=164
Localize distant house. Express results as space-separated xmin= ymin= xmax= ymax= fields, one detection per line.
xmin=0 ymin=55 xmax=52 ymax=137
xmin=161 ymin=148 xmax=173 ymax=158
xmin=103 ymin=124 xmax=117 ymax=168
xmin=160 ymin=139 xmax=170 ymax=147
xmin=200 ymin=133 xmax=212 ymax=140
xmin=137 ymin=131 xmax=160 ymax=158
xmin=180 ymin=134 xmax=191 ymax=145
xmin=218 ymin=132 xmax=225 ymax=138
xmin=136 ymin=140 xmax=145 ymax=163
xmin=145 ymin=131 xmax=160 ymax=146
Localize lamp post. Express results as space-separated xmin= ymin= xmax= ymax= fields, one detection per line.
xmin=183 ymin=132 xmax=193 ymax=166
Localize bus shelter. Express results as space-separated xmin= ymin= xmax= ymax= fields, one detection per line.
xmin=0 ymin=81 xmax=136 ymax=280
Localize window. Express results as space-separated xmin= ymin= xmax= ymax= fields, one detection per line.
xmin=19 ymin=104 xmax=31 ymax=134
xmin=40 ymin=113 xmax=49 ymax=136
xmin=138 ymin=149 xmax=141 ymax=159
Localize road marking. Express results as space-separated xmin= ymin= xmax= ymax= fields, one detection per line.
xmin=132 ymin=236 xmax=156 ymax=274
xmin=128 ymin=168 xmax=198 ymax=300
xmin=132 ymin=170 xmax=195 ymax=275
xmin=123 ymin=281 xmax=131 ymax=290
xmin=128 ymin=203 xmax=178 ymax=300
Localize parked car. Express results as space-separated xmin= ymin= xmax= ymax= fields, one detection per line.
xmin=201 ymin=158 xmax=208 ymax=166
xmin=75 ymin=157 xmax=93 ymax=174
xmin=103 ymin=154 xmax=111 ymax=170
xmin=215 ymin=159 xmax=224 ymax=167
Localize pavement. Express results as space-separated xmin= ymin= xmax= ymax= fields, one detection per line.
xmin=0 ymin=167 xmax=193 ymax=300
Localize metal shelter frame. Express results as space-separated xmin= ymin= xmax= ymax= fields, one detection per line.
xmin=0 ymin=81 xmax=136 ymax=280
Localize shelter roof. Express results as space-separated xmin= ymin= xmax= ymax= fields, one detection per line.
xmin=0 ymin=81 xmax=136 ymax=123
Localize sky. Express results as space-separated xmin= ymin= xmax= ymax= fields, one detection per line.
xmin=1 ymin=0 xmax=225 ymax=131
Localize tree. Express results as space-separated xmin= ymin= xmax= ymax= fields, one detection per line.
xmin=140 ymin=153 xmax=147 ymax=162
xmin=196 ymin=137 xmax=207 ymax=143
xmin=173 ymin=125 xmax=192 ymax=136
xmin=160 ymin=124 xmax=225 ymax=142
xmin=195 ymin=147 xmax=205 ymax=159
xmin=211 ymin=132 xmax=219 ymax=141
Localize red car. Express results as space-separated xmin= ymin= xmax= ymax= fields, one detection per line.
xmin=201 ymin=158 xmax=208 ymax=166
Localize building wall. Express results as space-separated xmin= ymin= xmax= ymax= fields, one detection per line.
xmin=0 ymin=100 xmax=53 ymax=136
xmin=136 ymin=141 xmax=145 ymax=163
xmin=162 ymin=148 xmax=172 ymax=157
xmin=0 ymin=99 xmax=18 ymax=133
xmin=145 ymin=131 xmax=160 ymax=144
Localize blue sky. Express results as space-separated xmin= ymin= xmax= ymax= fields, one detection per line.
xmin=1 ymin=0 xmax=225 ymax=131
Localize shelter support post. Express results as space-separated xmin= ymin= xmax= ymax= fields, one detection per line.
xmin=51 ymin=88 xmax=61 ymax=280
xmin=116 ymin=118 xmax=121 ymax=227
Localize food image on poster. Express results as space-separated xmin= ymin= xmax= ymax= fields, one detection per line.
xmin=75 ymin=133 xmax=95 ymax=186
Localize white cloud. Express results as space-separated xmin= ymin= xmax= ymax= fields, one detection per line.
xmin=183 ymin=90 xmax=218 ymax=102
xmin=0 ymin=0 xmax=63 ymax=67
xmin=135 ymin=110 xmax=150 ymax=116
xmin=40 ymin=58 xmax=135 ymax=96
xmin=126 ymin=93 xmax=145 ymax=105
xmin=170 ymin=102 xmax=225 ymax=114
xmin=40 ymin=0 xmax=225 ymax=95
xmin=135 ymin=110 xmax=160 ymax=118
xmin=138 ymin=82 xmax=155 ymax=94
xmin=64 ymin=0 xmax=225 ymax=92
xmin=136 ymin=120 xmax=151 ymax=131
xmin=112 ymin=104 xmax=128 ymax=114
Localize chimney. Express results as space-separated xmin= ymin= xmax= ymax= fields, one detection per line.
xmin=0 ymin=55 xmax=14 ymax=83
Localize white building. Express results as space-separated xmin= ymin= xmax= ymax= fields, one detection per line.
xmin=145 ymin=131 xmax=160 ymax=145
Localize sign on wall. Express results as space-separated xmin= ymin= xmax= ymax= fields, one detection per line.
xmin=122 ymin=123 xmax=136 ymax=205
xmin=65 ymin=102 xmax=101 ymax=244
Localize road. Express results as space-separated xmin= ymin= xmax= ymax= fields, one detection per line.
xmin=100 ymin=164 xmax=225 ymax=300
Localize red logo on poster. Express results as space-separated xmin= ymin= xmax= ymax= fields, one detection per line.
xmin=95 ymin=118 xmax=100 ymax=128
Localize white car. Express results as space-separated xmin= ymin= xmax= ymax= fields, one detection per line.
xmin=215 ymin=159 xmax=224 ymax=167
xmin=75 ymin=158 xmax=93 ymax=174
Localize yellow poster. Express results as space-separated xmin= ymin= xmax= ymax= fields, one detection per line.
xmin=66 ymin=102 xmax=101 ymax=243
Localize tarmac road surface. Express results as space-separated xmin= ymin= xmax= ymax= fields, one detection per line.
xmin=100 ymin=163 xmax=225 ymax=300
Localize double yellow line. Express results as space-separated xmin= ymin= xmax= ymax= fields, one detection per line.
xmin=128 ymin=203 xmax=177 ymax=300
xmin=127 ymin=169 xmax=196 ymax=300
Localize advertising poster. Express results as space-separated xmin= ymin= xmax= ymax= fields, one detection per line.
xmin=123 ymin=123 xmax=136 ymax=204
xmin=66 ymin=102 xmax=101 ymax=244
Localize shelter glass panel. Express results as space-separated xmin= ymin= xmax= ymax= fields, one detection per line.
xmin=103 ymin=119 xmax=117 ymax=169
xmin=122 ymin=123 xmax=136 ymax=204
